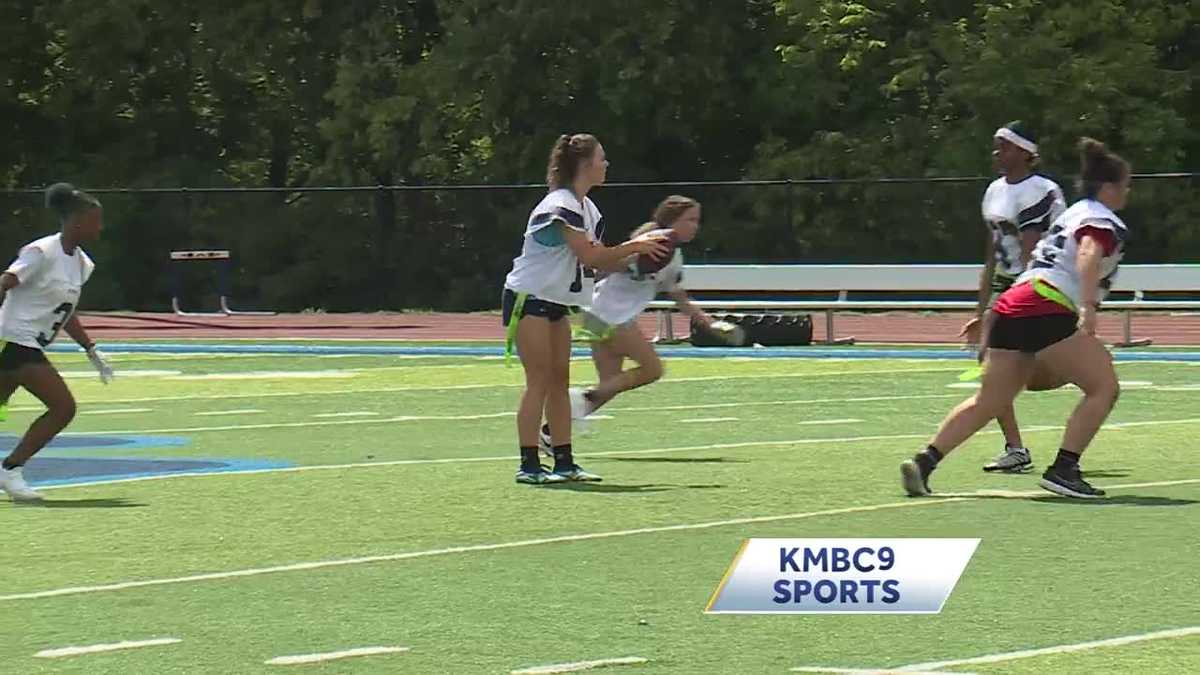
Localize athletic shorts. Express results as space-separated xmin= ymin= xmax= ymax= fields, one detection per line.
xmin=501 ymin=288 xmax=571 ymax=325
xmin=987 ymin=314 xmax=1078 ymax=353
xmin=0 ymin=341 xmax=49 ymax=372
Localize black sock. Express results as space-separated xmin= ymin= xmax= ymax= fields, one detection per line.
xmin=553 ymin=444 xmax=574 ymax=468
xmin=1 ymin=457 xmax=20 ymax=471
xmin=520 ymin=446 xmax=540 ymax=470
xmin=1053 ymin=448 xmax=1081 ymax=470
xmin=584 ymin=389 xmax=598 ymax=403
xmin=540 ymin=423 xmax=550 ymax=437
xmin=914 ymin=445 xmax=943 ymax=474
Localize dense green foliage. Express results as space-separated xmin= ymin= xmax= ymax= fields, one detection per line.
xmin=1 ymin=1 xmax=1196 ymax=310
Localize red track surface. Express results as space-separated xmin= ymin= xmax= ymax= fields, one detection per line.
xmin=78 ymin=310 xmax=1200 ymax=346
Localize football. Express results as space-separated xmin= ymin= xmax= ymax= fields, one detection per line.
xmin=635 ymin=228 xmax=679 ymax=275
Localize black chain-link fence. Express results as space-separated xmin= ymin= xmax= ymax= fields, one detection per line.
xmin=1 ymin=174 xmax=1196 ymax=313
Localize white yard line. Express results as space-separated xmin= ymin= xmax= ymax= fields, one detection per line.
xmin=34 ymin=638 xmax=181 ymax=659
xmin=511 ymin=656 xmax=650 ymax=673
xmin=5 ymin=477 xmax=1196 ymax=603
xmin=265 ymin=646 xmax=409 ymax=665
xmin=193 ymin=409 xmax=265 ymax=417
xmin=895 ymin=625 xmax=1200 ymax=672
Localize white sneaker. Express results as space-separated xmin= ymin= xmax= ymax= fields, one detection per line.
xmin=0 ymin=465 xmax=44 ymax=501
xmin=568 ymin=388 xmax=590 ymax=420
xmin=983 ymin=445 xmax=1033 ymax=473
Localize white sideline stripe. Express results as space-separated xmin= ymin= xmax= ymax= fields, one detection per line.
xmin=62 ymin=393 xmax=944 ymax=436
xmin=20 ymin=365 xmax=962 ymax=407
xmin=796 ymin=662 xmax=964 ymax=667
xmin=41 ymin=417 xmax=1200 ymax=492
xmin=35 ymin=637 xmax=181 ymax=658
xmin=312 ymin=411 xmax=379 ymax=418
xmin=511 ymin=656 xmax=649 ymax=673
xmin=793 ymin=669 xmax=969 ymax=675
xmin=896 ymin=625 xmax=1200 ymax=671
xmin=79 ymin=408 xmax=154 ymax=415
xmin=610 ymin=393 xmax=957 ymax=414
xmin=265 ymin=646 xmax=409 ymax=665
xmin=680 ymin=417 xmax=740 ymax=424
xmin=6 ymin=477 xmax=1197 ymax=603
xmin=194 ymin=409 xmax=265 ymax=417
xmin=167 ymin=370 xmax=360 ymax=380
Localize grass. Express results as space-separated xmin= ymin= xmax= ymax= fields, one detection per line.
xmin=1 ymin=345 xmax=1197 ymax=673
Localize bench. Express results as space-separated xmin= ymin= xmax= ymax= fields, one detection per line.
xmin=645 ymin=264 xmax=1200 ymax=347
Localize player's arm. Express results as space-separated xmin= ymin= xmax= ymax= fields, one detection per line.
xmin=1019 ymin=229 xmax=1041 ymax=268
xmin=976 ymin=233 xmax=996 ymax=318
xmin=0 ymin=272 xmax=18 ymax=306
xmin=1075 ymin=234 xmax=1108 ymax=336
xmin=668 ymin=288 xmax=712 ymax=328
xmin=63 ymin=314 xmax=94 ymax=350
xmin=1017 ymin=190 xmax=1061 ymax=266
xmin=64 ymin=314 xmax=114 ymax=383
xmin=563 ymin=227 xmax=668 ymax=270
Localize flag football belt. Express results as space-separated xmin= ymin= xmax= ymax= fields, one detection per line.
xmin=959 ymin=279 xmax=1076 ymax=381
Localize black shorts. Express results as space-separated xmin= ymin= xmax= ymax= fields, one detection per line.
xmin=501 ymin=288 xmax=571 ymax=326
xmin=0 ymin=341 xmax=50 ymax=371
xmin=987 ymin=313 xmax=1078 ymax=353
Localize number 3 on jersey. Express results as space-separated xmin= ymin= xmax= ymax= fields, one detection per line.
xmin=1032 ymin=225 xmax=1068 ymax=270
xmin=36 ymin=302 xmax=74 ymax=347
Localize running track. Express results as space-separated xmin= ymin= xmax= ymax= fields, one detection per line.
xmin=78 ymin=311 xmax=1200 ymax=345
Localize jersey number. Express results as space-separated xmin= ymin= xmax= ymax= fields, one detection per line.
xmin=1032 ymin=234 xmax=1068 ymax=270
xmin=36 ymin=302 xmax=74 ymax=347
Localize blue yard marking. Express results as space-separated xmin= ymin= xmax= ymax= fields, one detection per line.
xmin=0 ymin=434 xmax=190 ymax=452
xmin=0 ymin=433 xmax=293 ymax=487
xmin=26 ymin=457 xmax=292 ymax=487
xmin=44 ymin=342 xmax=1200 ymax=362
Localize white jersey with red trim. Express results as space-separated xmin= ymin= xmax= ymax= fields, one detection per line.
xmin=0 ymin=233 xmax=95 ymax=349
xmin=588 ymin=248 xmax=684 ymax=326
xmin=981 ymin=174 xmax=1066 ymax=277
xmin=1017 ymin=199 xmax=1127 ymax=309
xmin=503 ymin=188 xmax=601 ymax=306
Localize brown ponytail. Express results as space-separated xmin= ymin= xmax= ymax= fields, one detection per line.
xmin=1077 ymin=137 xmax=1130 ymax=199
xmin=546 ymin=133 xmax=600 ymax=189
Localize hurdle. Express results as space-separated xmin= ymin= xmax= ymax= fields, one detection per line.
xmin=169 ymin=250 xmax=275 ymax=316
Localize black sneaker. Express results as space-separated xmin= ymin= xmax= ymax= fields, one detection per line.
xmin=1039 ymin=464 xmax=1106 ymax=499
xmin=900 ymin=458 xmax=933 ymax=496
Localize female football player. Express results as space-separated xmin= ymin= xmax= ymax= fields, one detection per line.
xmin=0 ymin=183 xmax=114 ymax=501
xmin=963 ymin=121 xmax=1067 ymax=473
xmin=904 ymin=138 xmax=1130 ymax=499
xmin=503 ymin=134 xmax=668 ymax=484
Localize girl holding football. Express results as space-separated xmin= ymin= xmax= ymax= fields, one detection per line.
xmin=503 ymin=134 xmax=669 ymax=485
xmin=552 ymin=196 xmax=719 ymax=434
xmin=0 ymin=183 xmax=114 ymax=501
xmin=903 ymin=138 xmax=1131 ymax=500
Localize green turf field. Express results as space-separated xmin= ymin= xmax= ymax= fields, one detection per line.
xmin=1 ymin=346 xmax=1197 ymax=673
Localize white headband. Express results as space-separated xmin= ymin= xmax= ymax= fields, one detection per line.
xmin=995 ymin=127 xmax=1038 ymax=155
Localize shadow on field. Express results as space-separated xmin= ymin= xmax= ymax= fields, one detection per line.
xmin=543 ymin=482 xmax=726 ymax=494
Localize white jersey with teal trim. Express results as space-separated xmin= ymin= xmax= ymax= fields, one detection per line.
xmin=981 ymin=174 xmax=1066 ymax=277
xmin=503 ymin=188 xmax=601 ymax=307
xmin=0 ymin=233 xmax=95 ymax=349
xmin=588 ymin=249 xmax=684 ymax=326
xmin=1017 ymin=199 xmax=1127 ymax=309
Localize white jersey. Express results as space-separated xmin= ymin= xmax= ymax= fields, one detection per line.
xmin=0 ymin=233 xmax=95 ymax=350
xmin=504 ymin=188 xmax=601 ymax=307
xmin=981 ymin=174 xmax=1066 ymax=277
xmin=589 ymin=249 xmax=685 ymax=326
xmin=1018 ymin=199 xmax=1127 ymax=309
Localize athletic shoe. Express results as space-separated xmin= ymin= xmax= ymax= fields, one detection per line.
xmin=0 ymin=466 xmax=44 ymax=501
xmin=900 ymin=458 xmax=932 ymax=497
xmin=1039 ymin=464 xmax=1106 ymax=499
xmin=553 ymin=464 xmax=602 ymax=482
xmin=515 ymin=466 xmax=568 ymax=485
xmin=568 ymin=388 xmax=590 ymax=419
xmin=538 ymin=424 xmax=554 ymax=459
xmin=983 ymin=445 xmax=1033 ymax=473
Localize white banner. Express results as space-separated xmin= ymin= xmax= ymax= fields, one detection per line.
xmin=705 ymin=538 xmax=980 ymax=614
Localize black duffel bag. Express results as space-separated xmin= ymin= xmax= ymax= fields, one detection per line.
xmin=689 ymin=313 xmax=813 ymax=347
